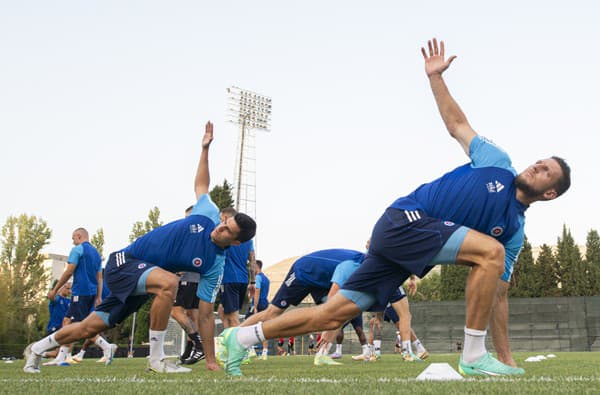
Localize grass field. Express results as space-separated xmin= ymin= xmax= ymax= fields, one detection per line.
xmin=2 ymin=352 xmax=599 ymax=394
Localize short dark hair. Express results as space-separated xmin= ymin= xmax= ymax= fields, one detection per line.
xmin=185 ymin=205 xmax=194 ymax=214
xmin=221 ymin=207 xmax=237 ymax=217
xmin=551 ymin=156 xmax=571 ymax=197
xmin=234 ymin=213 xmax=256 ymax=243
xmin=255 ymin=260 xmax=263 ymax=269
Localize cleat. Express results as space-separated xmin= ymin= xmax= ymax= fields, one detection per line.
xmin=329 ymin=352 xmax=342 ymax=359
xmin=369 ymin=354 xmax=379 ymax=362
xmin=42 ymin=359 xmax=61 ymax=366
xmin=147 ymin=359 xmax=192 ymax=373
xmin=402 ymin=352 xmax=423 ymax=362
xmin=215 ymin=336 xmax=226 ymax=367
xmin=96 ymin=356 xmax=107 ymax=363
xmin=58 ymin=361 xmax=71 ymax=366
xmin=218 ymin=328 xmax=247 ymax=376
xmin=458 ymin=353 xmax=525 ymax=376
xmin=180 ymin=341 xmax=193 ymax=363
xmin=247 ymin=347 xmax=257 ymax=358
xmin=23 ymin=343 xmax=42 ymax=373
xmin=183 ymin=344 xmax=205 ymax=365
xmin=351 ymin=354 xmax=371 ymax=361
xmin=104 ymin=344 xmax=118 ymax=366
xmin=65 ymin=357 xmax=79 ymax=364
xmin=314 ymin=355 xmax=343 ymax=366
xmin=418 ymin=350 xmax=430 ymax=360
xmin=71 ymin=355 xmax=84 ymax=363
xmin=260 ymin=354 xmax=268 ymax=361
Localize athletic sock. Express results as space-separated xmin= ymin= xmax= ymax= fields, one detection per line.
xmin=32 ymin=334 xmax=60 ymax=355
xmin=462 ymin=327 xmax=487 ymax=363
xmin=56 ymin=346 xmax=69 ymax=362
xmin=402 ymin=340 xmax=412 ymax=354
xmin=236 ymin=323 xmax=265 ymax=348
xmin=149 ymin=330 xmax=166 ymax=363
xmin=412 ymin=339 xmax=426 ymax=354
xmin=188 ymin=332 xmax=202 ymax=347
xmin=335 ymin=344 xmax=342 ymax=354
xmin=76 ymin=349 xmax=86 ymax=359
xmin=373 ymin=340 xmax=381 ymax=355
xmin=361 ymin=344 xmax=370 ymax=356
xmin=95 ymin=336 xmax=111 ymax=353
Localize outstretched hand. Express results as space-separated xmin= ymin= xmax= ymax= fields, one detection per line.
xmin=421 ymin=38 xmax=456 ymax=77
xmin=202 ymin=121 xmax=214 ymax=149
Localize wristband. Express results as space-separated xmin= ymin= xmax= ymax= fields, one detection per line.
xmin=250 ymin=281 xmax=256 ymax=284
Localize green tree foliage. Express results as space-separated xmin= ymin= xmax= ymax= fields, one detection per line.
xmin=555 ymin=225 xmax=584 ymax=296
xmin=584 ymin=229 xmax=600 ymax=295
xmin=0 ymin=214 xmax=52 ymax=345
xmin=120 ymin=207 xmax=163 ymax=345
xmin=537 ymin=244 xmax=560 ymax=296
xmin=440 ymin=265 xmax=470 ymax=300
xmin=509 ymin=236 xmax=540 ymax=297
xmin=410 ymin=272 xmax=441 ymax=302
xmin=209 ymin=179 xmax=235 ymax=210
xmin=91 ymin=228 xmax=105 ymax=260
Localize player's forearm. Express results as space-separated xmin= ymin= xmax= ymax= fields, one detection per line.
xmin=194 ymin=147 xmax=210 ymax=198
xmin=429 ymin=74 xmax=470 ymax=136
xmin=248 ymin=252 xmax=256 ymax=283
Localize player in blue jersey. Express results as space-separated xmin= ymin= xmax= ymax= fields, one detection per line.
xmin=217 ymin=38 xmax=571 ymax=377
xmin=24 ymin=121 xmax=257 ymax=374
xmin=246 ymin=260 xmax=270 ymax=359
xmin=218 ymin=207 xmax=256 ymax=329
xmin=41 ymin=282 xmax=72 ymax=361
xmin=43 ymin=228 xmax=116 ymax=366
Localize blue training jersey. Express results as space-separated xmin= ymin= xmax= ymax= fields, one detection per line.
xmin=47 ymin=295 xmax=70 ymax=333
xmin=294 ymin=249 xmax=366 ymax=289
xmin=390 ymin=135 xmax=526 ymax=280
xmin=222 ymin=239 xmax=254 ymax=284
xmin=123 ymin=194 xmax=225 ymax=275
xmin=68 ymin=242 xmax=102 ymax=296
xmin=254 ymin=272 xmax=270 ymax=306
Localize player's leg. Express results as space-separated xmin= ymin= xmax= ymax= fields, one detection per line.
xmin=241 ymin=304 xmax=286 ymax=326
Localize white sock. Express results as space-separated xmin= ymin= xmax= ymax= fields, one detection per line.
xmin=32 ymin=334 xmax=60 ymax=355
xmin=335 ymin=344 xmax=342 ymax=354
xmin=57 ymin=346 xmax=69 ymax=362
xmin=149 ymin=330 xmax=166 ymax=363
xmin=402 ymin=340 xmax=412 ymax=354
xmin=76 ymin=349 xmax=86 ymax=358
xmin=262 ymin=348 xmax=268 ymax=356
xmin=412 ymin=339 xmax=426 ymax=354
xmin=236 ymin=323 xmax=265 ymax=348
xmin=462 ymin=327 xmax=487 ymax=363
xmin=361 ymin=344 xmax=370 ymax=356
xmin=95 ymin=336 xmax=111 ymax=353
xmin=373 ymin=340 xmax=381 ymax=353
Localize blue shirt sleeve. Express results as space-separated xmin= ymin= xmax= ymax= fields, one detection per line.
xmin=469 ymin=135 xmax=516 ymax=175
xmin=255 ymin=274 xmax=262 ymax=290
xmin=501 ymin=219 xmax=525 ymax=282
xmin=331 ymin=260 xmax=359 ymax=287
xmin=68 ymin=245 xmax=84 ymax=265
xmin=248 ymin=239 xmax=255 ymax=252
xmin=190 ymin=194 xmax=221 ymax=225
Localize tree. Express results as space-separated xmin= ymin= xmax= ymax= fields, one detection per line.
xmin=555 ymin=225 xmax=584 ymax=296
xmin=509 ymin=236 xmax=539 ymax=297
xmin=91 ymin=228 xmax=105 ymax=260
xmin=411 ymin=272 xmax=441 ymax=302
xmin=537 ymin=244 xmax=560 ymax=297
xmin=584 ymin=229 xmax=600 ymax=295
xmin=0 ymin=214 xmax=52 ymax=346
xmin=120 ymin=207 xmax=163 ymax=345
xmin=440 ymin=265 xmax=470 ymax=300
xmin=209 ymin=179 xmax=235 ymax=210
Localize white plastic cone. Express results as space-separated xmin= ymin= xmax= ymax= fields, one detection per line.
xmin=416 ymin=362 xmax=464 ymax=381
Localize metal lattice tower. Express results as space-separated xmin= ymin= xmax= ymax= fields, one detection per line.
xmin=226 ymin=86 xmax=272 ymax=220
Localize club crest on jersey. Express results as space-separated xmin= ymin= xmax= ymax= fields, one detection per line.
xmin=280 ymin=300 xmax=287 ymax=307
xmin=189 ymin=224 xmax=205 ymax=234
xmin=192 ymin=257 xmax=203 ymax=267
xmin=443 ymin=221 xmax=455 ymax=227
xmin=137 ymin=263 xmax=147 ymax=269
xmin=490 ymin=226 xmax=504 ymax=237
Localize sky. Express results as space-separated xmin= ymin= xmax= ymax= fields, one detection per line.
xmin=1 ymin=1 xmax=598 ymax=268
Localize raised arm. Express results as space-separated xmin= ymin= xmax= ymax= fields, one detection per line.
xmin=421 ymin=38 xmax=476 ymax=155
xmin=194 ymin=121 xmax=214 ymax=199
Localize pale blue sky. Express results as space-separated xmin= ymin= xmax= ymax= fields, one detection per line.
xmin=1 ymin=1 xmax=598 ymax=267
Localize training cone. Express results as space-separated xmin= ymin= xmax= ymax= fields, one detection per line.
xmin=416 ymin=363 xmax=464 ymax=381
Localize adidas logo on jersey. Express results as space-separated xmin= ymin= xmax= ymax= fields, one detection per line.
xmin=189 ymin=224 xmax=205 ymax=234
xmin=486 ymin=180 xmax=505 ymax=193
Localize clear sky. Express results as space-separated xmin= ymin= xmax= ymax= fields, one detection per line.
xmin=1 ymin=1 xmax=598 ymax=268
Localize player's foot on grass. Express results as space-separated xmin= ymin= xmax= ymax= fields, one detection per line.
xmin=314 ymin=355 xmax=343 ymax=366
xmin=219 ymin=328 xmax=247 ymax=376
xmin=65 ymin=357 xmax=80 ymax=364
xmin=418 ymin=350 xmax=430 ymax=360
xmin=458 ymin=353 xmax=525 ymax=376
xmin=351 ymin=354 xmax=371 ymax=361
xmin=96 ymin=356 xmax=107 ymax=363
xmin=183 ymin=344 xmax=205 ymax=365
xmin=329 ymin=352 xmax=342 ymax=359
xmin=42 ymin=358 xmax=62 ymax=366
xmin=147 ymin=359 xmax=192 ymax=373
xmin=23 ymin=343 xmax=41 ymax=373
xmin=104 ymin=344 xmax=118 ymax=366
xmin=401 ymin=352 xmax=423 ymax=362
xmin=71 ymin=354 xmax=84 ymax=363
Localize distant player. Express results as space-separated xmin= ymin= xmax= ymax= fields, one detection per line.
xmin=246 ymin=260 xmax=270 ymax=359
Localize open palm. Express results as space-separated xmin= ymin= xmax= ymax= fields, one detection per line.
xmin=421 ymin=38 xmax=456 ymax=76
xmin=202 ymin=121 xmax=214 ymax=148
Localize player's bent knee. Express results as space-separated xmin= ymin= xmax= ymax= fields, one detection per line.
xmin=485 ymin=242 xmax=505 ymax=276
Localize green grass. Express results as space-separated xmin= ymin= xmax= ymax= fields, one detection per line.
xmin=2 ymin=352 xmax=600 ymax=394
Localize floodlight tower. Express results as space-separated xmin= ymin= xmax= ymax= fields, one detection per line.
xmin=226 ymin=86 xmax=272 ymax=221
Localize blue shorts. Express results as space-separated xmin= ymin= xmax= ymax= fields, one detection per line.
xmin=342 ymin=313 xmax=364 ymax=330
xmin=342 ymin=208 xmax=465 ymax=311
xmin=104 ymin=251 xmax=156 ymax=303
xmin=383 ymin=306 xmax=399 ymax=323
xmin=174 ymin=281 xmax=200 ymax=309
xmin=271 ymin=266 xmax=329 ymax=309
xmin=66 ymin=295 xmax=96 ymax=322
xmin=95 ymin=294 xmax=150 ymax=328
xmin=220 ymin=282 xmax=248 ymax=314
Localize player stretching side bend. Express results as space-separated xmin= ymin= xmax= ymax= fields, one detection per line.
xmin=217 ymin=38 xmax=571 ymax=376
xmin=24 ymin=122 xmax=256 ymax=374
